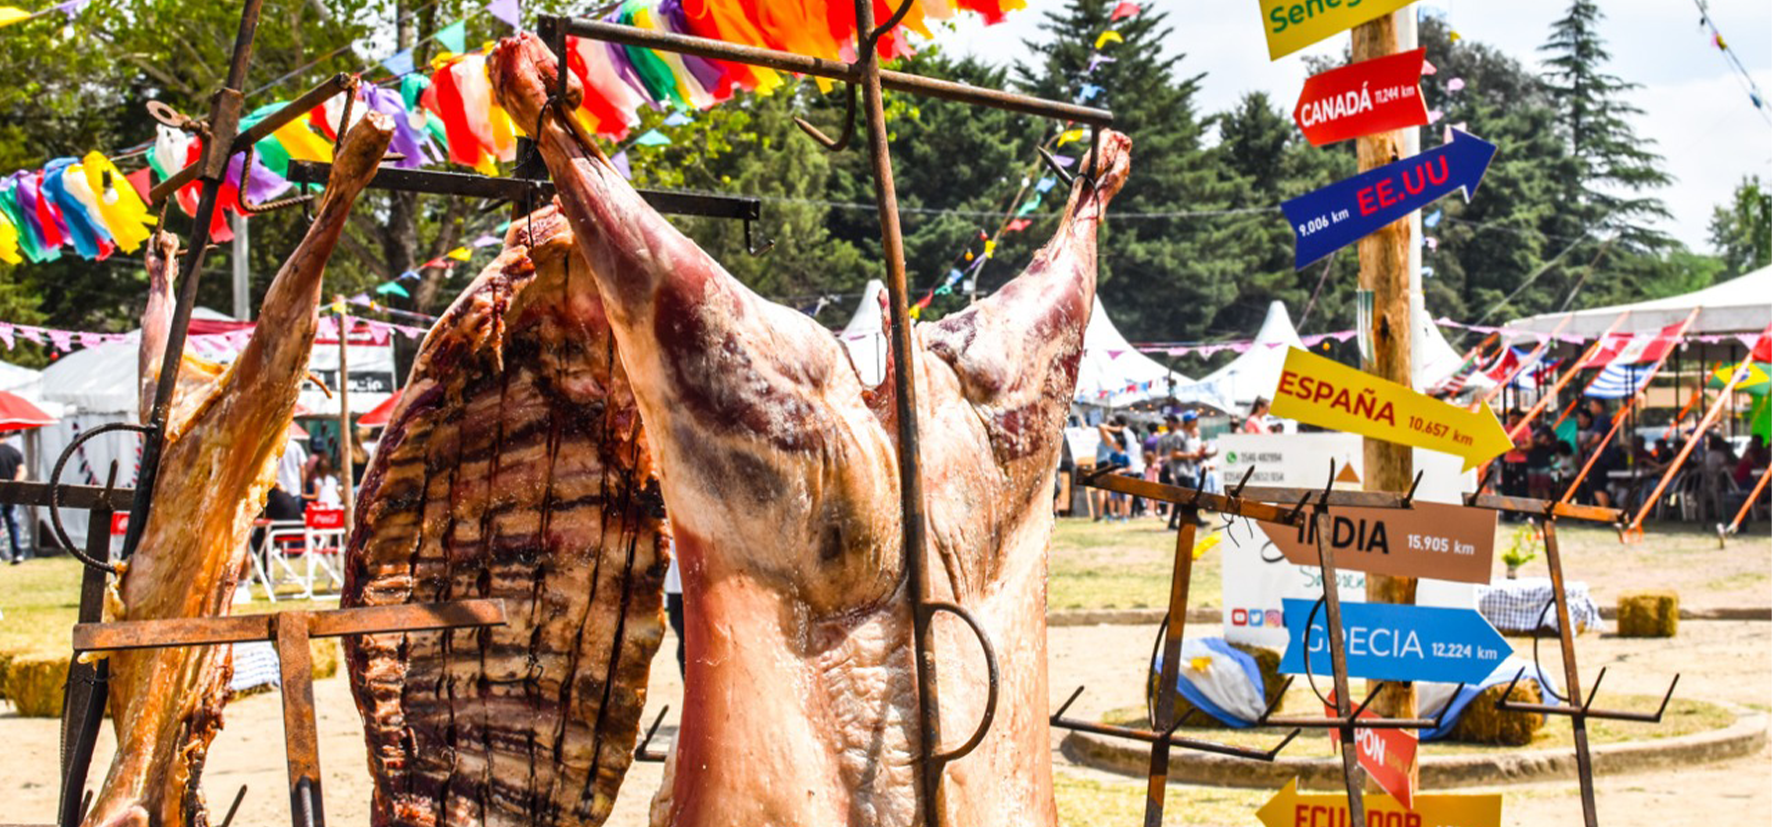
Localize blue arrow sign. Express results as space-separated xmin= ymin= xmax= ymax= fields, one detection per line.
xmin=1277 ymin=598 xmax=1512 ymax=685
xmin=1281 ymin=128 xmax=1498 ymax=269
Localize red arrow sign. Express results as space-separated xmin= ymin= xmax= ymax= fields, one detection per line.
xmin=1327 ymin=693 xmax=1419 ymax=809
xmin=1293 ymin=47 xmax=1429 ymax=146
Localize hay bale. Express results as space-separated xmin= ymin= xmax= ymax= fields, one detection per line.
xmin=1441 ymin=679 xmax=1545 ymax=746
xmin=5 ymin=653 xmax=71 ymax=718
xmin=1147 ymin=643 xmax=1285 ymax=728
xmin=0 ymin=650 xmax=15 ymax=700
xmin=1616 ymin=591 xmax=1679 ymax=638
xmin=311 ymin=637 xmax=341 ymax=680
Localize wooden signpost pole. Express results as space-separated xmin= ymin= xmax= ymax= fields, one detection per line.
xmin=1351 ymin=9 xmax=1417 ymax=734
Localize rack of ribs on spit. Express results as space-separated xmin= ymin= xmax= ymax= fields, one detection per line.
xmin=488 ymin=33 xmax=1130 ymax=827
xmin=342 ymin=203 xmax=669 ymax=827
xmin=83 ymin=113 xmax=394 ymax=827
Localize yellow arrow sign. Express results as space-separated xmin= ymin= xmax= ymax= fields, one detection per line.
xmin=1269 ymin=347 xmax=1513 ymax=471
xmin=1257 ymin=778 xmax=1501 ymax=827
xmin=1258 ymin=0 xmax=1415 ymax=60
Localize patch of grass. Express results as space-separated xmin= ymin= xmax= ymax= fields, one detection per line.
xmin=1054 ymin=770 xmax=1268 ymax=825
xmin=1097 ymin=691 xmax=1734 ymax=758
xmin=1704 ymin=571 xmax=1770 ymax=591
xmin=0 ymin=556 xmax=336 ymax=659
xmin=1050 ymin=517 xmax=1224 ymax=611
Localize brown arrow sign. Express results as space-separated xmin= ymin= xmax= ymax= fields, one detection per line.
xmin=1261 ymin=501 xmax=1497 ymax=584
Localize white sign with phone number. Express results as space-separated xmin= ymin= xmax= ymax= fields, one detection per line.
xmin=1218 ymin=433 xmax=1476 ymax=649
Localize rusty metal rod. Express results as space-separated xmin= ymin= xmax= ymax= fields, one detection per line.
xmin=73 ymin=599 xmax=507 ymax=652
xmin=1078 ymin=472 xmax=1357 ymax=526
xmin=1143 ymin=513 xmax=1198 ymax=827
xmin=1306 ymin=476 xmax=1366 ymax=824
xmin=1541 ymin=519 xmax=1597 ymax=826
xmin=274 ymin=613 xmax=326 ymax=827
xmin=57 ymin=471 xmax=119 ymax=827
xmin=148 ymin=73 xmax=354 ymax=204
xmin=284 ymin=161 xmax=762 ymax=221
xmin=0 ymin=481 xmax=133 ymax=510
xmin=1464 ymin=493 xmax=1619 ymax=524
xmin=1237 ymin=486 xmax=1418 ymax=510
xmin=1048 ymin=715 xmax=1298 ymax=762
xmin=551 ymin=16 xmax=1113 ymax=127
xmin=121 ymin=0 xmax=273 ymax=566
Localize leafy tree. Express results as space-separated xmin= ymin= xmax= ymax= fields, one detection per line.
xmin=1709 ymin=175 xmax=1772 ymax=275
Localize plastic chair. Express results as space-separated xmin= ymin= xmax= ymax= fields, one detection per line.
xmin=300 ymin=507 xmax=347 ymax=598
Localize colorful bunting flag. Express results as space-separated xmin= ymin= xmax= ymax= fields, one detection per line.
xmin=436 ymin=18 xmax=468 ymax=54
xmin=633 ymin=128 xmax=672 ymax=147
xmin=1093 ymin=30 xmax=1123 ymax=50
xmin=381 ymin=48 xmax=416 ymax=79
xmin=486 ymin=0 xmax=520 ymax=30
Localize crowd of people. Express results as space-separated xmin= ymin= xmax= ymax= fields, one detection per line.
xmin=1077 ymin=397 xmax=1278 ymax=527
xmin=1498 ymin=398 xmax=1768 ymax=519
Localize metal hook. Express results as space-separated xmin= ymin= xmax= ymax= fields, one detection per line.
xmin=744 ymin=217 xmax=774 ymax=256
xmin=793 ymin=80 xmax=858 ymax=152
xmin=1037 ymin=146 xmax=1074 ymax=187
xmin=49 ymin=422 xmax=152 ymax=572
xmin=634 ymin=705 xmax=671 ymax=762
xmin=237 ymin=141 xmax=317 ymax=216
xmin=1400 ymin=469 xmax=1424 ymax=508
xmin=922 ymin=599 xmax=1000 ymax=764
xmin=1230 ymin=466 xmax=1255 ymax=501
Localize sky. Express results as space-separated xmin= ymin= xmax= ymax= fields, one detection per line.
xmin=939 ymin=0 xmax=1772 ymax=254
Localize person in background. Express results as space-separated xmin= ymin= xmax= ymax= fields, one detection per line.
xmin=1552 ymin=440 xmax=1579 ymax=490
xmin=270 ymin=434 xmax=308 ymax=521
xmin=0 ymin=437 xmax=26 ymax=565
xmin=1526 ymin=427 xmax=1557 ymax=500
xmin=1572 ymin=409 xmax=1614 ymax=507
xmin=1501 ymin=409 xmax=1529 ymax=498
xmin=1737 ymin=434 xmax=1769 ymax=486
xmin=349 ymin=426 xmax=371 ymax=488
xmin=1097 ymin=416 xmax=1132 ymax=521
xmin=1160 ymin=411 xmax=1208 ymax=529
xmin=305 ymin=452 xmax=343 ymax=510
xmin=1585 ymin=398 xmax=1613 ymax=433
xmin=1242 ymin=397 xmax=1272 ymax=434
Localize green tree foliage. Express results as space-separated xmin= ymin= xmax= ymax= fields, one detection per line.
xmin=1208 ymin=91 xmax=1358 ymax=337
xmin=1538 ymin=0 xmax=1673 ymax=253
xmin=1013 ymin=0 xmax=1236 ymax=344
xmin=1709 ymin=175 xmax=1772 ymax=275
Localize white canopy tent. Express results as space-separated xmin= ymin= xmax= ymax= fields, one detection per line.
xmin=1183 ymin=301 xmax=1305 ymax=411
xmin=1413 ymin=293 xmax=1495 ymax=395
xmin=838 ymin=279 xmax=889 ymax=387
xmin=1073 ymin=297 xmax=1194 ymax=409
xmin=1507 ymin=264 xmax=1772 ymax=337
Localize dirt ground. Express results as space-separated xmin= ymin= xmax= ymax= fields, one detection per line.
xmin=4 ymin=616 xmax=1767 ymax=826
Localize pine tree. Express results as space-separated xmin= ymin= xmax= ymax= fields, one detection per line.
xmin=1538 ymin=0 xmax=1672 ymax=254
xmin=1014 ymin=0 xmax=1236 ymax=343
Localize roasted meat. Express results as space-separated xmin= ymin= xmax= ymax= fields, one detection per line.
xmin=86 ymin=112 xmax=393 ymax=827
xmin=491 ymin=34 xmax=1129 ymax=827
xmin=341 ymin=204 xmax=669 ymax=827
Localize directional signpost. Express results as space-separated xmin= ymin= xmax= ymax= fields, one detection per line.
xmin=1263 ymin=500 xmax=1498 ymax=584
xmin=1281 ymin=128 xmax=1497 ymax=269
xmin=1279 ymin=598 xmax=1512 ymax=684
xmin=1257 ymin=779 xmax=1501 ymax=827
xmin=1258 ymin=0 xmax=1414 ymax=59
xmin=1293 ymin=47 xmax=1430 ymax=146
xmin=1269 ymin=347 xmax=1513 ymax=471
xmin=1325 ymin=692 xmax=1418 ymax=809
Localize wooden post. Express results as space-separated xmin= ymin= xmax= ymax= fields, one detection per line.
xmin=1351 ymin=12 xmax=1417 ymax=729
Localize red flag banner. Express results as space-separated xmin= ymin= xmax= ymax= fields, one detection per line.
xmin=1292 ymin=48 xmax=1430 ymax=147
xmin=1580 ymin=321 xmax=1686 ymax=369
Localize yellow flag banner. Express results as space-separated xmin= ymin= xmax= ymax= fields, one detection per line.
xmin=1258 ymin=0 xmax=1415 ymax=60
xmin=1269 ymin=347 xmax=1512 ymax=471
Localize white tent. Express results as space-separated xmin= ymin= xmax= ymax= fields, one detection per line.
xmin=1507 ymin=263 xmax=1772 ymax=337
xmin=1184 ymin=301 xmax=1305 ymax=411
xmin=1413 ymin=293 xmax=1494 ymax=394
xmin=838 ymin=280 xmax=889 ymax=387
xmin=1073 ymin=297 xmax=1193 ymax=408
